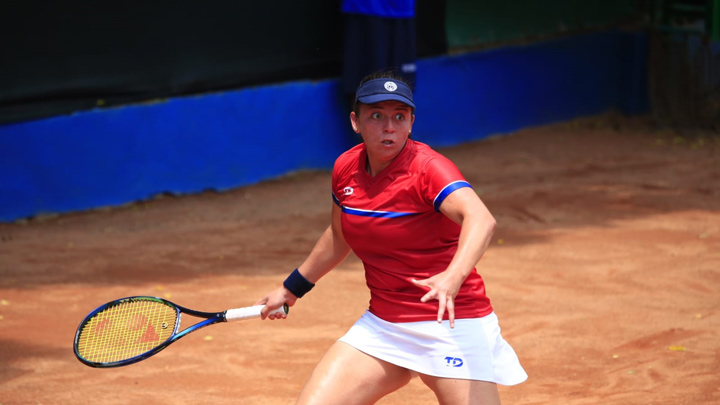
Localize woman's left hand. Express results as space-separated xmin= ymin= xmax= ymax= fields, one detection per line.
xmin=415 ymin=187 xmax=496 ymax=329
xmin=411 ymin=273 xmax=464 ymax=328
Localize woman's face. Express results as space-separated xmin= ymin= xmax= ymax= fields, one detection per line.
xmin=350 ymin=100 xmax=415 ymax=173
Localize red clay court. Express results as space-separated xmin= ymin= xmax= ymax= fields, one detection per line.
xmin=1 ymin=115 xmax=719 ymax=404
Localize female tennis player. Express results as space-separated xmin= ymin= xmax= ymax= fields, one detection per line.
xmin=256 ymin=71 xmax=527 ymax=404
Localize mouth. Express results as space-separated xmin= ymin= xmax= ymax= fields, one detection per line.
xmin=381 ymin=139 xmax=395 ymax=146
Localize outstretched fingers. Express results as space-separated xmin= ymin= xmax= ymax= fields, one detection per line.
xmin=411 ymin=278 xmax=457 ymax=328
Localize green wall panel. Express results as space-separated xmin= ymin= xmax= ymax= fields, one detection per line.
xmin=446 ymin=0 xmax=639 ymax=48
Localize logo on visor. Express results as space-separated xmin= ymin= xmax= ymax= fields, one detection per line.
xmin=384 ymin=81 xmax=397 ymax=92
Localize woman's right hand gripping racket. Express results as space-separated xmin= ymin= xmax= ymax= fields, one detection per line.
xmin=73 ymin=296 xmax=288 ymax=368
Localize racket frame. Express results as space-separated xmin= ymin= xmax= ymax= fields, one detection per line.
xmin=73 ymin=296 xmax=286 ymax=368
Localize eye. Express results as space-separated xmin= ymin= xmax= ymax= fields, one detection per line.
xmin=394 ymin=113 xmax=405 ymax=121
xmin=371 ymin=112 xmax=382 ymax=119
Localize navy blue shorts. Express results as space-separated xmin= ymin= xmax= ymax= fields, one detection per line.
xmin=342 ymin=13 xmax=417 ymax=99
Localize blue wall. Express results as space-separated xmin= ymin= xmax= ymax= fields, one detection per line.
xmin=0 ymin=30 xmax=648 ymax=221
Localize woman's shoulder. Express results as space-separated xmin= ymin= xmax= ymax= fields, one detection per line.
xmin=409 ymin=140 xmax=455 ymax=169
xmin=333 ymin=143 xmax=365 ymax=174
xmin=335 ymin=143 xmax=364 ymax=163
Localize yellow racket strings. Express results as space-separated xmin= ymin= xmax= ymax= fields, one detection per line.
xmin=77 ymin=299 xmax=178 ymax=363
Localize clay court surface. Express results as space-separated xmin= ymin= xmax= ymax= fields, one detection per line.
xmin=1 ymin=115 xmax=718 ymax=404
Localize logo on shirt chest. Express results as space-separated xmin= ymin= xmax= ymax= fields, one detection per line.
xmin=342 ymin=187 xmax=354 ymax=196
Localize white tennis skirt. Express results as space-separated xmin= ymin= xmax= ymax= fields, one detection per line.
xmin=338 ymin=311 xmax=528 ymax=385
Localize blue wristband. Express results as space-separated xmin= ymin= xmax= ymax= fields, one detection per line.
xmin=283 ymin=268 xmax=315 ymax=298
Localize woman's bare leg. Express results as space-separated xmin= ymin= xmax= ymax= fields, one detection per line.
xmin=296 ymin=341 xmax=412 ymax=405
xmin=418 ymin=373 xmax=501 ymax=405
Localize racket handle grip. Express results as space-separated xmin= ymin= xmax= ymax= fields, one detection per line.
xmin=225 ymin=303 xmax=289 ymax=322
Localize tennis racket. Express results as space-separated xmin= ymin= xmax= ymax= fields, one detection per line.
xmin=73 ymin=296 xmax=288 ymax=368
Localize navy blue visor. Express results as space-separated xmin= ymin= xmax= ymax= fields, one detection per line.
xmin=354 ymin=79 xmax=415 ymax=108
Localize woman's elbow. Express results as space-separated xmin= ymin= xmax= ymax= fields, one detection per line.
xmin=484 ymin=214 xmax=497 ymax=237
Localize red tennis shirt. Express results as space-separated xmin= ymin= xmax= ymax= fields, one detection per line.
xmin=332 ymin=139 xmax=493 ymax=322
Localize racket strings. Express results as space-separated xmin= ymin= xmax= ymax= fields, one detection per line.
xmin=76 ymin=299 xmax=178 ymax=363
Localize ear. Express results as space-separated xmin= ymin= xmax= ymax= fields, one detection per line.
xmin=350 ymin=111 xmax=360 ymax=133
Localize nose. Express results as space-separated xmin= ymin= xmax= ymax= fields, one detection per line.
xmin=382 ymin=117 xmax=396 ymax=133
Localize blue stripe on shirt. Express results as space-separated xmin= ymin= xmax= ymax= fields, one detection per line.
xmin=433 ymin=181 xmax=472 ymax=211
xmin=334 ymin=192 xmax=418 ymax=218
xmin=342 ymin=206 xmax=417 ymax=218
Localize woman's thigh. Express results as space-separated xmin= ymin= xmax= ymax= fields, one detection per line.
xmin=296 ymin=341 xmax=412 ymax=405
xmin=418 ymin=373 xmax=501 ymax=405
